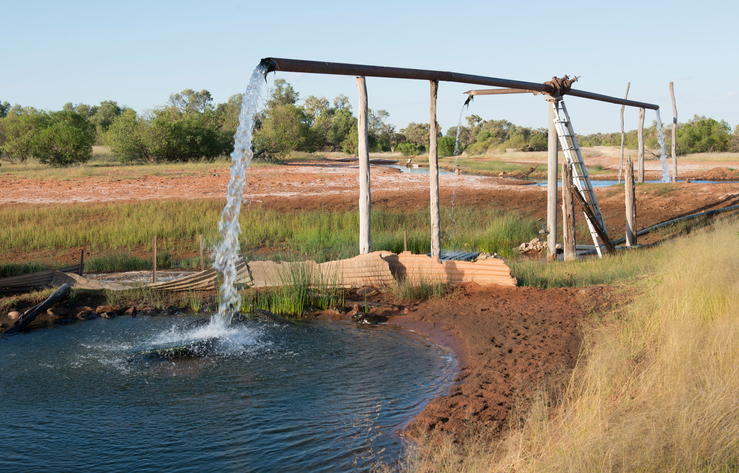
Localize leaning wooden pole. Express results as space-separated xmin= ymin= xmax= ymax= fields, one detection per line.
xmin=562 ymin=163 xmax=577 ymax=261
xmin=429 ymin=79 xmax=441 ymax=258
xmin=637 ymin=107 xmax=645 ymax=183
xmin=4 ymin=284 xmax=71 ymax=335
xmin=546 ymin=97 xmax=559 ymax=261
xmin=357 ymin=76 xmax=371 ymax=254
xmin=670 ymin=82 xmax=678 ymax=182
xmin=625 ymin=159 xmax=637 ymax=246
xmin=618 ymin=82 xmax=631 ymax=183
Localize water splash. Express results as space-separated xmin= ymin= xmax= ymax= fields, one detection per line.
xmin=211 ymin=64 xmax=267 ymax=329
xmin=655 ymin=110 xmax=671 ymax=183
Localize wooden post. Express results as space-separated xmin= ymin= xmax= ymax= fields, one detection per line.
xmin=153 ymin=235 xmax=157 ymax=283
xmin=403 ymin=231 xmax=408 ymax=252
xmin=637 ymin=107 xmax=645 ymax=183
xmin=618 ymin=82 xmax=631 ymax=183
xmin=79 ymin=249 xmax=84 ymax=276
xmin=625 ymin=159 xmax=637 ymax=247
xmin=357 ymin=76 xmax=371 ymax=254
xmin=199 ymin=234 xmax=204 ymax=271
xmin=670 ymin=82 xmax=678 ymax=182
xmin=429 ymin=79 xmax=441 ymax=259
xmin=562 ymin=163 xmax=577 ymax=261
xmin=546 ymin=98 xmax=559 ymax=261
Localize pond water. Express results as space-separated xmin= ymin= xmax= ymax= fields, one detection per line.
xmin=386 ymin=164 xmax=456 ymax=176
xmin=0 ymin=316 xmax=455 ymax=472
xmin=533 ymin=179 xmax=739 ymax=188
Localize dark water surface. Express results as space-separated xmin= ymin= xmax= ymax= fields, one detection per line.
xmin=0 ymin=316 xmax=455 ymax=472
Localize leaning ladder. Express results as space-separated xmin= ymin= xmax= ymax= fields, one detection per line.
xmin=551 ymin=100 xmax=608 ymax=257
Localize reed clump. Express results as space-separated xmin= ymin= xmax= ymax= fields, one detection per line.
xmin=405 ymin=220 xmax=739 ymax=472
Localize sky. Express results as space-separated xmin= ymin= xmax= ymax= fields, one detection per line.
xmin=2 ymin=0 xmax=737 ymax=135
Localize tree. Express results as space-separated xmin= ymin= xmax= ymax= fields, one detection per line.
xmin=303 ymin=95 xmax=330 ymax=123
xmin=333 ymin=94 xmax=351 ymax=111
xmin=31 ymin=110 xmax=95 ymax=166
xmin=252 ymin=104 xmax=315 ymax=159
xmin=0 ymin=101 xmax=11 ymax=118
xmin=731 ymin=125 xmax=739 ymax=153
xmin=107 ymin=109 xmax=151 ymax=163
xmin=326 ymin=108 xmax=356 ymax=150
xmin=438 ymin=136 xmax=456 ymax=157
xmin=676 ymin=115 xmax=731 ymax=154
xmin=0 ymin=107 xmax=46 ymax=163
xmin=168 ymin=89 xmax=214 ymax=114
xmin=267 ymin=79 xmax=299 ymax=108
xmin=400 ymin=123 xmax=432 ymax=146
xmin=90 ymin=100 xmax=123 ymax=133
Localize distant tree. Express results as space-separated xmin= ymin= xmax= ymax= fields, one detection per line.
xmin=400 ymin=123 xmax=431 ymax=146
xmin=368 ymin=109 xmax=394 ymax=152
xmin=31 ymin=110 xmax=95 ymax=166
xmin=215 ymin=93 xmax=244 ymax=140
xmin=333 ymin=94 xmax=351 ymax=111
xmin=326 ymin=108 xmax=357 ymax=149
xmin=90 ymin=100 xmax=123 ymax=132
xmin=437 ymin=136 xmax=456 ymax=157
xmin=396 ymin=142 xmax=422 ymax=156
xmin=0 ymin=107 xmax=46 ymax=163
xmin=528 ymin=129 xmax=548 ymax=151
xmin=253 ymin=104 xmax=315 ymax=159
xmin=676 ymin=115 xmax=731 ymax=154
xmin=0 ymin=101 xmax=11 ymax=118
xmin=168 ymin=89 xmax=214 ymax=114
xmin=267 ymin=79 xmax=299 ymax=108
xmin=303 ymin=95 xmax=330 ymax=123
xmin=106 ymin=109 xmax=151 ymax=163
xmin=731 ymin=125 xmax=739 ymax=153
xmin=445 ymin=125 xmax=473 ymax=147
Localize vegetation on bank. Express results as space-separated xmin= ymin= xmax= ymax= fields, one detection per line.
xmin=402 ymin=220 xmax=739 ymax=472
xmin=4 ymin=80 xmax=738 ymax=167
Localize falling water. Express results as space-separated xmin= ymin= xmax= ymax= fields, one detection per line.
xmin=655 ymin=110 xmax=671 ymax=183
xmin=211 ymin=64 xmax=267 ymax=328
xmin=448 ymin=104 xmax=467 ymax=245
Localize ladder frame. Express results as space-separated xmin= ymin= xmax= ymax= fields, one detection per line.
xmin=551 ymin=99 xmax=608 ymax=257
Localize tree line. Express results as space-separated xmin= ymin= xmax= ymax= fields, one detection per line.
xmin=2 ymin=82 xmax=738 ymax=167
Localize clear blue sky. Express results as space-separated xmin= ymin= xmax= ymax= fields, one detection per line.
xmin=2 ymin=0 xmax=737 ymax=135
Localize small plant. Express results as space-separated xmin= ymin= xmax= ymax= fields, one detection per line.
xmin=188 ymin=291 xmax=202 ymax=313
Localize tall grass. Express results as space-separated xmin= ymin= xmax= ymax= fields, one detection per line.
xmin=406 ymin=220 xmax=739 ymax=472
xmin=2 ymin=201 xmax=539 ymax=269
xmin=240 ymin=261 xmax=344 ymax=317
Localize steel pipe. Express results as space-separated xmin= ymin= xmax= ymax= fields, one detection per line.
xmin=261 ymin=57 xmax=660 ymax=110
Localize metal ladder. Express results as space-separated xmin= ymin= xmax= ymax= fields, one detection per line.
xmin=551 ymin=100 xmax=608 ymax=257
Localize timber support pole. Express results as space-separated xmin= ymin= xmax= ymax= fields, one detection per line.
xmin=429 ymin=79 xmax=441 ymax=259
xmin=357 ymin=76 xmax=371 ymax=254
xmin=670 ymin=82 xmax=678 ymax=182
xmin=637 ymin=107 xmax=646 ymax=183
xmin=562 ymin=164 xmax=576 ymax=261
xmin=618 ymin=82 xmax=631 ymax=183
xmin=625 ymin=159 xmax=637 ymax=246
xmin=546 ymin=96 xmax=560 ymax=261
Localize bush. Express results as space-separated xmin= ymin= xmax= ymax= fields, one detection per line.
xmin=438 ymin=136 xmax=456 ymax=157
xmin=396 ymin=142 xmax=422 ymax=156
xmin=32 ymin=111 xmax=95 ymax=166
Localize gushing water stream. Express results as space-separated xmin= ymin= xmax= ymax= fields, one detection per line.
xmin=655 ymin=110 xmax=671 ymax=183
xmin=211 ymin=64 xmax=267 ymax=329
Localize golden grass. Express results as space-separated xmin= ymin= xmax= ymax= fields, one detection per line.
xmin=405 ymin=220 xmax=739 ymax=472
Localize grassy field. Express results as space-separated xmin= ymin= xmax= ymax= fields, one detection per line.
xmin=0 ymin=199 xmax=541 ymax=275
xmin=403 ymin=220 xmax=739 ymax=472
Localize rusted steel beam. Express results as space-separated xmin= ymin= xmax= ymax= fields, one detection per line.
xmin=261 ymin=57 xmax=660 ymax=110
xmin=464 ymin=88 xmax=540 ymax=95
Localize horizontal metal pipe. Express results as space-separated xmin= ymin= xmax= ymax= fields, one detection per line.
xmin=464 ymin=88 xmax=540 ymax=95
xmin=261 ymin=57 xmax=660 ymax=110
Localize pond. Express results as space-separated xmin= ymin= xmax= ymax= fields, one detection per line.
xmin=0 ymin=316 xmax=455 ymax=472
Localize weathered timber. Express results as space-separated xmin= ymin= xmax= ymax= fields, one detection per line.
xmin=562 ymin=164 xmax=577 ymax=261
xmin=3 ymin=284 xmax=71 ymax=335
xmin=547 ymin=97 xmax=559 ymax=261
xmin=429 ymin=80 xmax=441 ymax=258
xmin=357 ymin=76 xmax=371 ymax=254
xmin=637 ymin=107 xmax=646 ymax=183
xmin=619 ymin=82 xmax=631 ymax=183
xmin=670 ymin=82 xmax=678 ymax=182
xmin=571 ymin=187 xmax=616 ymax=255
xmin=463 ymin=88 xmax=540 ymax=96
xmin=625 ymin=160 xmax=637 ymax=246
xmin=261 ymin=57 xmax=659 ymax=110
xmin=153 ymin=235 xmax=157 ymax=283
